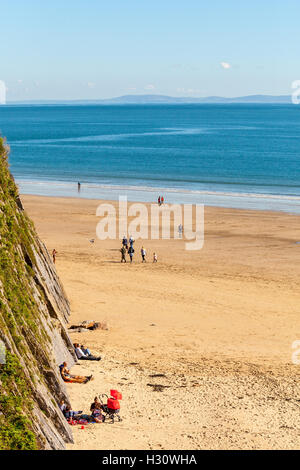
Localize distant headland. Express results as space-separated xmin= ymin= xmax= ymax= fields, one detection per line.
xmin=6 ymin=94 xmax=292 ymax=105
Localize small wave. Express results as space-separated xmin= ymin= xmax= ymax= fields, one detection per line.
xmin=10 ymin=127 xmax=209 ymax=145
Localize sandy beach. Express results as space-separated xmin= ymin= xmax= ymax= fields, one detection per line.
xmin=22 ymin=194 xmax=300 ymax=450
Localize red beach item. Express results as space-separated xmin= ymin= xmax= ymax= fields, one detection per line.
xmin=110 ymin=390 xmax=122 ymax=400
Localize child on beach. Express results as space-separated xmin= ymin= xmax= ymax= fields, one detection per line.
xmin=153 ymin=252 xmax=158 ymax=263
xmin=52 ymin=249 xmax=57 ymax=264
xmin=59 ymin=399 xmax=67 ymax=413
xmin=91 ymin=403 xmax=104 ymax=423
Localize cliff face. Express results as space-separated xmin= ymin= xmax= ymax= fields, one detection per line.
xmin=0 ymin=138 xmax=76 ymax=450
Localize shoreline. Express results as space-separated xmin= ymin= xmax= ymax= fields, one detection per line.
xmin=18 ymin=189 xmax=300 ymax=217
xmin=15 ymin=176 xmax=300 ymax=215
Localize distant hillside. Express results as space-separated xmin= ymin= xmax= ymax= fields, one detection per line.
xmin=7 ymin=94 xmax=292 ymax=105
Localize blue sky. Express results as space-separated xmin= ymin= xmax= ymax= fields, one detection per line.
xmin=0 ymin=0 xmax=299 ymax=100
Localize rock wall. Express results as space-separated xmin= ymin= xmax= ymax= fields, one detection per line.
xmin=0 ymin=138 xmax=77 ymax=450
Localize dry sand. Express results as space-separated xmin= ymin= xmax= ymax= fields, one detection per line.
xmin=22 ymin=195 xmax=300 ymax=450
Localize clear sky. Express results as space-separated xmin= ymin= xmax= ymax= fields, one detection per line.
xmin=1 ymin=0 xmax=299 ymax=100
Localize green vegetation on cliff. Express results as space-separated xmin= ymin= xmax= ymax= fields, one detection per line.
xmin=0 ymin=138 xmax=39 ymax=449
xmin=0 ymin=137 xmax=74 ymax=450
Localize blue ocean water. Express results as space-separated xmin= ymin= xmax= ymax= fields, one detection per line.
xmin=0 ymin=103 xmax=300 ymax=212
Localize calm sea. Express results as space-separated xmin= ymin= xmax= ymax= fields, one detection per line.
xmin=0 ymin=103 xmax=300 ymax=213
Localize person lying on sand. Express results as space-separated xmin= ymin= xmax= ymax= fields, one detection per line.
xmin=69 ymin=320 xmax=100 ymax=331
xmin=74 ymin=343 xmax=101 ymax=361
xmin=64 ymin=405 xmax=83 ymax=420
xmin=60 ymin=362 xmax=93 ymax=384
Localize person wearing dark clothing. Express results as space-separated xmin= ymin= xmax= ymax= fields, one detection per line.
xmin=128 ymin=246 xmax=135 ymax=263
xmin=122 ymin=236 xmax=128 ymax=249
xmin=120 ymin=246 xmax=127 ymax=263
xmin=64 ymin=405 xmax=83 ymax=420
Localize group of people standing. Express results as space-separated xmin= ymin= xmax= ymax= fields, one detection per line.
xmin=120 ymin=236 xmax=157 ymax=264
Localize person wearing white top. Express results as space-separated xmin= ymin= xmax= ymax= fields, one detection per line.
xmin=74 ymin=343 xmax=101 ymax=361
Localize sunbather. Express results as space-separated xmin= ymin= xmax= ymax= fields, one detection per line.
xmin=64 ymin=405 xmax=83 ymax=420
xmin=74 ymin=343 xmax=101 ymax=361
xmin=60 ymin=362 xmax=93 ymax=384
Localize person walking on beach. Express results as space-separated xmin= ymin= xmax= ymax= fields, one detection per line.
xmin=141 ymin=246 xmax=146 ymax=262
xmin=178 ymin=223 xmax=183 ymax=238
xmin=128 ymin=245 xmax=135 ymax=263
xmin=120 ymin=245 xmax=127 ymax=263
xmin=52 ymin=249 xmax=57 ymax=264
xmin=161 ymin=196 xmax=164 ymax=205
xmin=122 ymin=235 xmax=128 ymax=250
xmin=129 ymin=236 xmax=135 ymax=248
xmin=153 ymin=252 xmax=158 ymax=263
xmin=78 ymin=182 xmax=81 ymax=193
xmin=158 ymin=196 xmax=161 ymax=206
